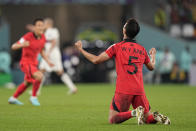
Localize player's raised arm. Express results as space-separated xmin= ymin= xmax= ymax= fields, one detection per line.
xmin=40 ymin=48 xmax=54 ymax=67
xmin=145 ymin=48 xmax=156 ymax=71
xmin=11 ymin=41 xmax=30 ymax=50
xmin=75 ymin=40 xmax=110 ymax=64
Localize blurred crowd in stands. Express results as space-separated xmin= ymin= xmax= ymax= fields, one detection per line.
xmin=154 ymin=0 xmax=196 ymax=40
xmin=152 ymin=0 xmax=196 ymax=84
xmin=143 ymin=46 xmax=193 ymax=84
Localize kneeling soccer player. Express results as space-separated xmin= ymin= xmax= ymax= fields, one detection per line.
xmin=75 ymin=18 xmax=171 ymax=125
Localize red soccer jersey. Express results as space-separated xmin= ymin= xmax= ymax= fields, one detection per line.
xmin=105 ymin=39 xmax=150 ymax=95
xmin=17 ymin=32 xmax=46 ymax=65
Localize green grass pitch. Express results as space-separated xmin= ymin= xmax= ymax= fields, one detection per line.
xmin=0 ymin=83 xmax=196 ymax=131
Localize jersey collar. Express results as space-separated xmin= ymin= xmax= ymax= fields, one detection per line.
xmin=123 ymin=39 xmax=136 ymax=43
xmin=33 ymin=32 xmax=42 ymax=40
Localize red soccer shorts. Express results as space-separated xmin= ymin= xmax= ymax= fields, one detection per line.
xmin=20 ymin=63 xmax=38 ymax=83
xmin=110 ymin=92 xmax=150 ymax=114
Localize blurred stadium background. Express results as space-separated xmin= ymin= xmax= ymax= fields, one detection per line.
xmin=1 ymin=0 xmax=196 ymax=86
xmin=0 ymin=0 xmax=196 ymax=130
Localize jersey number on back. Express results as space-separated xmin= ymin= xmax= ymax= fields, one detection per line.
xmin=127 ymin=56 xmax=138 ymax=75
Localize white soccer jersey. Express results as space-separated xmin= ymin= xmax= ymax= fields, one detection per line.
xmin=39 ymin=27 xmax=63 ymax=72
xmin=45 ymin=27 xmax=60 ymax=47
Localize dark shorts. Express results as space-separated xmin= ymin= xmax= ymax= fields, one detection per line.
xmin=20 ymin=63 xmax=38 ymax=83
xmin=110 ymin=92 xmax=150 ymax=114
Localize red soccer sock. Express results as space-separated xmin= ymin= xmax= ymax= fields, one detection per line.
xmin=146 ymin=114 xmax=157 ymax=124
xmin=32 ymin=80 xmax=41 ymax=97
xmin=110 ymin=111 xmax=132 ymax=124
xmin=13 ymin=83 xmax=28 ymax=98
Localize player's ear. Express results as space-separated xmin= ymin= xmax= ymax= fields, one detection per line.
xmin=123 ymin=28 xmax=126 ymax=35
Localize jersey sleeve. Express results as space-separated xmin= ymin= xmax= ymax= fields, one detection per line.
xmin=105 ymin=44 xmax=117 ymax=58
xmin=17 ymin=32 xmax=31 ymax=44
xmin=144 ymin=49 xmax=150 ymax=64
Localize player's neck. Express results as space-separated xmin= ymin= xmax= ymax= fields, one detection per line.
xmin=33 ymin=32 xmax=42 ymax=39
xmin=123 ymin=36 xmax=136 ymax=43
xmin=123 ymin=35 xmax=129 ymax=40
xmin=123 ymin=35 xmax=132 ymax=40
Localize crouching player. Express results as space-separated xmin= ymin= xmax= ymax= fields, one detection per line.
xmin=8 ymin=18 xmax=53 ymax=106
xmin=75 ymin=18 xmax=171 ymax=125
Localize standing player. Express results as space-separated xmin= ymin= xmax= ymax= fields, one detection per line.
xmin=39 ymin=18 xmax=77 ymax=94
xmin=75 ymin=18 xmax=170 ymax=125
xmin=8 ymin=18 xmax=53 ymax=106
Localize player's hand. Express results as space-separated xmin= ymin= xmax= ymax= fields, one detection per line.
xmin=75 ymin=40 xmax=83 ymax=51
xmin=149 ymin=48 xmax=156 ymax=55
xmin=22 ymin=41 xmax=30 ymax=48
xmin=48 ymin=61 xmax=54 ymax=67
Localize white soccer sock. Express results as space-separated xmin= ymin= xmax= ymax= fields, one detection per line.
xmin=61 ymin=73 xmax=76 ymax=91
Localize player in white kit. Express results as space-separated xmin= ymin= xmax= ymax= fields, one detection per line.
xmin=39 ymin=18 xmax=77 ymax=94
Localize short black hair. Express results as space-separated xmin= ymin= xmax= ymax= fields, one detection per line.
xmin=124 ymin=18 xmax=140 ymax=39
xmin=33 ymin=18 xmax=44 ymax=25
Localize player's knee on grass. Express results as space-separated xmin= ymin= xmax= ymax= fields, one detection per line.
xmin=109 ymin=115 xmax=124 ymax=124
xmin=109 ymin=117 xmax=116 ymax=124
xmin=33 ymin=71 xmax=44 ymax=82
xmin=108 ymin=113 xmax=115 ymax=124
xmin=108 ymin=110 xmax=120 ymax=124
xmin=108 ymin=115 xmax=114 ymax=124
xmin=109 ymin=115 xmax=115 ymax=124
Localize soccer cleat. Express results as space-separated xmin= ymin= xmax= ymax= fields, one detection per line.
xmin=8 ymin=97 xmax=24 ymax=105
xmin=135 ymin=106 xmax=145 ymax=125
xmin=30 ymin=97 xmax=40 ymax=106
xmin=153 ymin=112 xmax=171 ymax=125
